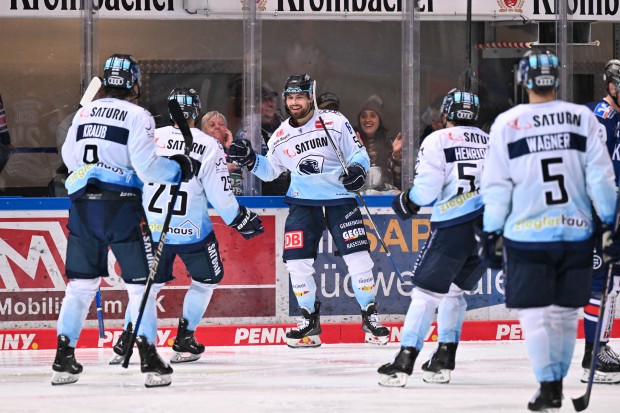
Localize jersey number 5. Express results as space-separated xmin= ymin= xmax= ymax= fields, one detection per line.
xmin=541 ymin=157 xmax=568 ymax=205
xmin=456 ymin=162 xmax=477 ymax=195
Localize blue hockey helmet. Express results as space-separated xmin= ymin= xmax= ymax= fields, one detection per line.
xmin=440 ymin=88 xmax=480 ymax=126
xmin=167 ymin=87 xmax=201 ymax=124
xmin=517 ymin=50 xmax=559 ymax=92
xmin=102 ymin=54 xmax=141 ymax=90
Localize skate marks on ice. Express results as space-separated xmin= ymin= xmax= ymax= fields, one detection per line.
xmin=0 ymin=340 xmax=618 ymax=413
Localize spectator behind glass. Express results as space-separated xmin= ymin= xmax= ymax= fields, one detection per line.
xmin=419 ymin=105 xmax=443 ymax=144
xmin=317 ymin=91 xmax=340 ymax=111
xmin=0 ymin=93 xmax=13 ymax=175
xmin=201 ymin=111 xmax=243 ymax=196
xmin=355 ymin=95 xmax=402 ymax=193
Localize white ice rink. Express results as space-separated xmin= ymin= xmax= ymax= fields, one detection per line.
xmin=0 ymin=340 xmax=617 ymax=413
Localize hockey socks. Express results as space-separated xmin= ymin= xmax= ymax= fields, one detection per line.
xmin=57 ymin=278 xmax=100 ymax=347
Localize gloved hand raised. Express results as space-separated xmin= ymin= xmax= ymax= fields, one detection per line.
xmin=170 ymin=154 xmax=198 ymax=182
xmin=391 ymin=191 xmax=420 ymax=221
xmin=229 ymin=205 xmax=264 ymax=240
xmin=339 ymin=163 xmax=366 ymax=192
xmin=228 ymin=139 xmax=257 ymax=169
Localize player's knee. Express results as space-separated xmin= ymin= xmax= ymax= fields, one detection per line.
xmin=189 ymin=278 xmax=217 ymax=293
xmin=445 ymin=283 xmax=465 ymax=299
xmin=342 ymin=251 xmax=374 ymax=275
xmin=286 ymin=258 xmax=315 ymax=278
xmin=66 ymin=277 xmax=100 ymax=301
xmin=411 ymin=286 xmax=443 ymax=307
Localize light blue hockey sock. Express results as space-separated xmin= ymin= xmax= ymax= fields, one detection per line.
xmin=57 ymin=278 xmax=100 ymax=347
xmin=400 ymin=288 xmax=442 ymax=349
xmin=183 ymin=280 xmax=216 ymax=331
xmin=437 ymin=285 xmax=467 ymax=343
xmin=126 ymin=283 xmax=158 ymax=345
xmin=350 ymin=271 xmax=376 ymax=309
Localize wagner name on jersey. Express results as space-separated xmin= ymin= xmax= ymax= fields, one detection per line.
xmin=410 ymin=126 xmax=489 ymax=228
xmin=250 ymin=109 xmax=370 ymax=205
xmin=144 ymin=126 xmax=239 ymax=246
xmin=482 ymin=100 xmax=617 ymax=248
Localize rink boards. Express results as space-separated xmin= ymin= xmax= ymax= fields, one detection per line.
xmin=0 ymin=196 xmax=618 ymax=350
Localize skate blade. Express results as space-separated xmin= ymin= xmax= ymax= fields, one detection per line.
xmin=581 ymin=369 xmax=620 ymax=384
xmin=286 ymin=335 xmax=322 ymax=348
xmin=170 ymin=352 xmax=202 ymax=364
xmin=365 ymin=332 xmax=388 ymax=346
xmin=109 ymin=353 xmax=125 ymax=365
xmin=144 ymin=373 xmax=172 ymax=388
xmin=51 ymin=371 xmax=80 ymax=386
xmin=422 ymin=369 xmax=451 ymax=384
xmin=378 ymin=372 xmax=408 ymax=387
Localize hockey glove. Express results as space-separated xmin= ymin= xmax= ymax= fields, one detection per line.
xmin=474 ymin=227 xmax=504 ymax=270
xmin=170 ymin=154 xmax=197 ymax=182
xmin=391 ymin=191 xmax=420 ymax=221
xmin=228 ymin=139 xmax=257 ymax=169
xmin=601 ymin=225 xmax=620 ymax=264
xmin=229 ymin=205 xmax=264 ymax=240
xmin=339 ymin=163 xmax=366 ymax=192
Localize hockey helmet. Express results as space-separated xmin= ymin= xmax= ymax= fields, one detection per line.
xmin=440 ymin=88 xmax=479 ymax=126
xmin=283 ymin=74 xmax=314 ymax=99
xmin=103 ymin=54 xmax=141 ymax=90
xmin=517 ymin=50 xmax=560 ymax=92
xmin=167 ymin=87 xmax=201 ymax=124
xmin=604 ymin=59 xmax=620 ymax=86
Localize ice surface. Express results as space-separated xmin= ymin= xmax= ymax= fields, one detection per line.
xmin=0 ymin=340 xmax=617 ymax=413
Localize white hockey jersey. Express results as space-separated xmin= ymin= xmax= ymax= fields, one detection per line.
xmin=251 ymin=109 xmax=370 ymax=205
xmin=409 ymin=126 xmax=488 ymax=227
xmin=482 ymin=99 xmax=617 ymax=248
xmin=143 ymin=126 xmax=240 ymax=246
xmin=62 ymin=98 xmax=180 ymax=198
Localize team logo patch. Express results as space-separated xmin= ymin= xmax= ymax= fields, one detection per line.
xmin=276 ymin=129 xmax=285 ymax=138
xmin=284 ymin=148 xmax=297 ymax=158
xmin=294 ymin=290 xmax=309 ymax=297
xmin=298 ymin=155 xmax=324 ymax=175
xmin=285 ymin=231 xmax=304 ymax=249
xmin=315 ymin=119 xmax=333 ymax=129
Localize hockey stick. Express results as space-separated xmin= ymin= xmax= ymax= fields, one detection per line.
xmin=312 ymin=81 xmax=403 ymax=281
xmin=78 ymin=76 xmax=106 ymax=338
xmin=122 ymin=99 xmax=193 ymax=368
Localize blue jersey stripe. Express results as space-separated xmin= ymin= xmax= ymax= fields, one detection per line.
xmin=76 ymin=123 xmax=129 ymax=145
xmin=507 ymin=132 xmax=586 ymax=159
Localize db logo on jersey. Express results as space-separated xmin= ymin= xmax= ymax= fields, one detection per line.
xmin=285 ymin=231 xmax=304 ymax=249
xmin=315 ymin=120 xmax=333 ymax=129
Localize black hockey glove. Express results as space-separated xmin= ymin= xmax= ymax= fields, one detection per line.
xmin=601 ymin=225 xmax=620 ymax=264
xmin=391 ymin=191 xmax=420 ymax=221
xmin=229 ymin=205 xmax=264 ymax=240
xmin=228 ymin=139 xmax=257 ymax=169
xmin=339 ymin=163 xmax=366 ymax=192
xmin=170 ymin=154 xmax=198 ymax=182
xmin=474 ymin=227 xmax=504 ymax=270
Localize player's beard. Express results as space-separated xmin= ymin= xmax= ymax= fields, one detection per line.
xmin=290 ymin=103 xmax=312 ymax=121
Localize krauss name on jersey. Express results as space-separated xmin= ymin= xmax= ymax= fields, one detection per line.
xmin=294 ymin=136 xmax=329 ymax=154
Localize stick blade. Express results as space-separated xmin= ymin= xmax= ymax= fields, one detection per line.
xmin=167 ymin=99 xmax=193 ymax=154
xmin=572 ymin=394 xmax=589 ymax=412
xmin=79 ymin=77 xmax=102 ymax=108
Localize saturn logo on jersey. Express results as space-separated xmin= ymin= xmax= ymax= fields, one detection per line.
xmin=298 ymin=155 xmax=324 ymax=175
xmin=285 ymin=231 xmax=304 ymax=249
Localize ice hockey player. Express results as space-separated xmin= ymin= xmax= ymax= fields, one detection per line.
xmin=228 ymin=74 xmax=389 ymax=347
xmin=52 ymin=54 xmax=196 ymax=387
xmin=478 ymin=50 xmax=617 ymax=412
xmin=110 ymin=86 xmax=264 ymax=365
xmin=377 ymin=89 xmax=487 ymax=387
xmin=581 ymin=58 xmax=620 ymax=384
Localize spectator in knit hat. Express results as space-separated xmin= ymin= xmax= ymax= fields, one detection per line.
xmin=355 ymin=95 xmax=402 ymax=193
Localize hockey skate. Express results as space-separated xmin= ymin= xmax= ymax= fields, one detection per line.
xmin=51 ymin=335 xmax=83 ymax=386
xmin=527 ymin=381 xmax=562 ymax=412
xmin=421 ymin=342 xmax=458 ymax=384
xmin=377 ymin=346 xmax=419 ymax=387
xmin=170 ymin=317 xmax=205 ymax=363
xmin=286 ymin=302 xmax=322 ymax=348
xmin=136 ymin=336 xmax=173 ymax=388
xmin=361 ymin=302 xmax=389 ymax=345
xmin=581 ymin=342 xmax=620 ymax=384
xmin=109 ymin=322 xmax=132 ymax=365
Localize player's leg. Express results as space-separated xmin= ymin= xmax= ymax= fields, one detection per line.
xmin=52 ymin=198 xmax=109 ymax=385
xmin=327 ymin=201 xmax=389 ymax=344
xmin=283 ymin=205 xmax=324 ymax=348
xmin=171 ymin=233 xmax=223 ymax=363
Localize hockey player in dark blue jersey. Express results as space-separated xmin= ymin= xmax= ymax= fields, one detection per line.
xmin=581 ymin=59 xmax=620 ymax=384
xmin=479 ymin=51 xmax=617 ymax=412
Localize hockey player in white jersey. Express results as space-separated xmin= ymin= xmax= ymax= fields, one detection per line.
xmin=478 ymin=50 xmax=617 ymax=412
xmin=228 ymin=74 xmax=389 ymax=347
xmin=53 ymin=55 xmax=196 ymax=387
xmin=377 ymin=89 xmax=488 ymax=387
xmin=110 ymin=87 xmax=264 ymax=364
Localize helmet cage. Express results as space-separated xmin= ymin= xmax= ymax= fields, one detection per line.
xmin=440 ymin=88 xmax=480 ymax=125
xmin=167 ymin=87 xmax=201 ymax=123
xmin=103 ymin=54 xmax=141 ymax=90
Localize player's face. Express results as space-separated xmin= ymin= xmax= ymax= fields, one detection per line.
xmin=359 ymin=110 xmax=380 ymax=137
xmin=286 ymin=92 xmax=312 ymax=119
